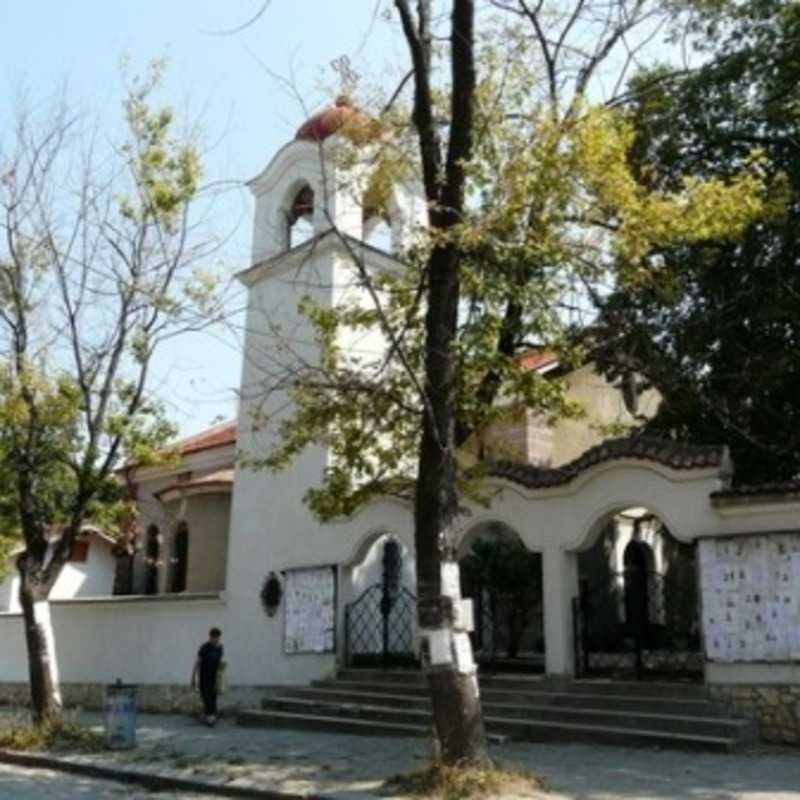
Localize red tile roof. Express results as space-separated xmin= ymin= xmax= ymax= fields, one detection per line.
xmin=517 ymin=349 xmax=560 ymax=372
xmin=295 ymin=95 xmax=377 ymax=143
xmin=176 ymin=421 xmax=238 ymax=456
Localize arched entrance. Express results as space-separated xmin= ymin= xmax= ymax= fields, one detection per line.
xmin=343 ymin=532 xmax=417 ymax=667
xmin=574 ymin=508 xmax=701 ymax=680
xmin=458 ymin=521 xmax=544 ymax=673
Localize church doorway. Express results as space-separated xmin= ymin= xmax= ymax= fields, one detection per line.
xmin=574 ymin=508 xmax=702 ymax=681
xmin=344 ymin=534 xmax=417 ymax=668
xmin=623 ymin=539 xmax=652 ymax=646
xmin=458 ymin=521 xmax=545 ymax=674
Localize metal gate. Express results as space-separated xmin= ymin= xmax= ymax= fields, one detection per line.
xmin=344 ymin=583 xmax=418 ymax=667
xmin=573 ymin=569 xmax=703 ymax=680
xmin=466 ymin=588 xmax=545 ymax=672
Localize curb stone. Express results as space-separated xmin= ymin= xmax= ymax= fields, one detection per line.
xmin=0 ymin=748 xmax=330 ymax=800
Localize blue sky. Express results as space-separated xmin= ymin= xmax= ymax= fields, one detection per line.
xmin=0 ymin=1 xmax=402 ymax=437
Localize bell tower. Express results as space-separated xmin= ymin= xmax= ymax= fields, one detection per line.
xmin=225 ymin=101 xmax=426 ymax=676
xmin=247 ymin=95 xmax=426 ymax=264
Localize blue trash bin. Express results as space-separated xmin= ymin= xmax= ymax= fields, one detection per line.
xmin=104 ymin=679 xmax=138 ymax=749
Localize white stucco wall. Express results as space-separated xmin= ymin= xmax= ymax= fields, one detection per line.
xmin=0 ymin=539 xmax=116 ymax=613
xmin=0 ymin=595 xmax=224 ymax=684
xmin=547 ymin=365 xmax=660 ymax=467
xmin=4 ymin=130 xmax=799 ymax=696
xmin=0 ymin=572 xmax=14 ymax=612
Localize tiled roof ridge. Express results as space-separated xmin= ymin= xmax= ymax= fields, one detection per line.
xmin=488 ymin=436 xmax=726 ymax=489
xmin=176 ymin=420 xmax=238 ymax=456
xmin=711 ymin=478 xmax=800 ymax=500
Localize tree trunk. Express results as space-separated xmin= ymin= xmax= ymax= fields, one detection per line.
xmin=18 ymin=567 xmax=63 ymax=724
xmin=414 ymin=233 xmax=488 ymax=765
xmin=397 ymin=0 xmax=486 ymax=764
xmin=415 ymin=481 xmax=488 ymax=764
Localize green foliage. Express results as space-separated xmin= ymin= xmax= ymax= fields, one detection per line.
xmin=0 ymin=366 xmax=82 ymax=535
xmin=0 ymin=714 xmax=102 ymax=753
xmin=0 ymin=60 xmax=214 ymax=564
xmin=592 ymin=0 xmax=800 ymax=483
xmin=252 ymin=21 xmax=770 ymax=520
xmin=118 ymin=60 xmax=202 ymax=233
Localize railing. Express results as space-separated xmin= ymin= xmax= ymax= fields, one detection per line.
xmin=344 ymin=583 xmax=418 ymax=667
xmin=573 ymin=568 xmax=702 ymax=680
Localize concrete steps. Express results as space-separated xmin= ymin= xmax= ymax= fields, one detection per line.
xmin=236 ymin=669 xmax=757 ymax=752
xmin=306 ymin=681 xmax=728 ymax=718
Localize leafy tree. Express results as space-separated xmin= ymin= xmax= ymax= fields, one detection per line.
xmin=252 ymin=1 xmax=770 ymax=763
xmin=0 ymin=64 xmax=223 ymax=723
xmin=591 ymin=0 xmax=800 ymax=484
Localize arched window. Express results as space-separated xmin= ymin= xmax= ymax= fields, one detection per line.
xmin=287 ymin=184 xmax=315 ymax=248
xmin=363 ymin=211 xmax=393 ymax=252
xmin=145 ymin=525 xmax=160 ymax=595
xmin=170 ymin=522 xmax=189 ymax=594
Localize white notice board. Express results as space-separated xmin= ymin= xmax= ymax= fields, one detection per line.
xmin=699 ymin=533 xmax=800 ymax=663
xmin=283 ymin=566 xmax=336 ymax=655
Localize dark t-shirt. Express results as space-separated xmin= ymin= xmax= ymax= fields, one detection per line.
xmin=197 ymin=642 xmax=224 ymax=685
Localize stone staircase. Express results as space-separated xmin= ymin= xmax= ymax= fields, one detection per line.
xmin=237 ymin=668 xmax=758 ymax=752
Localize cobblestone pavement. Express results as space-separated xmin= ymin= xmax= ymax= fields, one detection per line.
xmin=2 ymin=711 xmax=800 ymax=799
xmin=0 ymin=762 xmax=208 ymax=799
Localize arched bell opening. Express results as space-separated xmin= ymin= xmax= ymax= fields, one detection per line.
xmin=286 ymin=184 xmax=315 ymax=248
xmin=363 ymin=209 xmax=393 ymax=252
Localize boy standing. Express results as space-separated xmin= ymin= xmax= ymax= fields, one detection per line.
xmin=191 ymin=627 xmax=224 ymax=725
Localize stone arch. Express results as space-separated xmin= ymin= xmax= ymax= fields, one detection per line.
xmin=572 ymin=493 xmax=693 ymax=555
xmin=453 ymin=509 xmax=540 ymax=555
xmin=344 ymin=528 xmax=415 ymax=603
xmin=456 ymin=518 xmax=527 ymax=560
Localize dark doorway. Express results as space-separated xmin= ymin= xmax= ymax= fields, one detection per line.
xmin=145 ymin=525 xmax=160 ymax=595
xmin=623 ymin=540 xmax=651 ymax=645
xmin=170 ymin=523 xmax=188 ymax=594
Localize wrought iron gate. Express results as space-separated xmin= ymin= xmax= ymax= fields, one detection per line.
xmin=573 ymin=569 xmax=703 ymax=680
xmin=344 ymin=583 xmax=418 ymax=667
xmin=466 ymin=589 xmax=545 ymax=672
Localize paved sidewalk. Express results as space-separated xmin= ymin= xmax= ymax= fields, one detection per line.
xmin=0 ymin=762 xmax=211 ymax=799
xmin=2 ymin=711 xmax=800 ymax=799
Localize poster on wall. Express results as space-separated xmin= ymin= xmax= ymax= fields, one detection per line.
xmin=699 ymin=533 xmax=800 ymax=663
xmin=283 ymin=566 xmax=336 ymax=655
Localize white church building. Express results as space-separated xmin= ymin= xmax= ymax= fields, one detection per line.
xmin=1 ymin=99 xmax=799 ymax=743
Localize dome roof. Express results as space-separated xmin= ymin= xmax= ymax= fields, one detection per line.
xmin=295 ymin=95 xmax=379 ymax=144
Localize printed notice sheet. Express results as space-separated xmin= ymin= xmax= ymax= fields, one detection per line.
xmin=699 ymin=533 xmax=800 ymax=663
xmin=283 ymin=566 xmax=336 ymax=654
